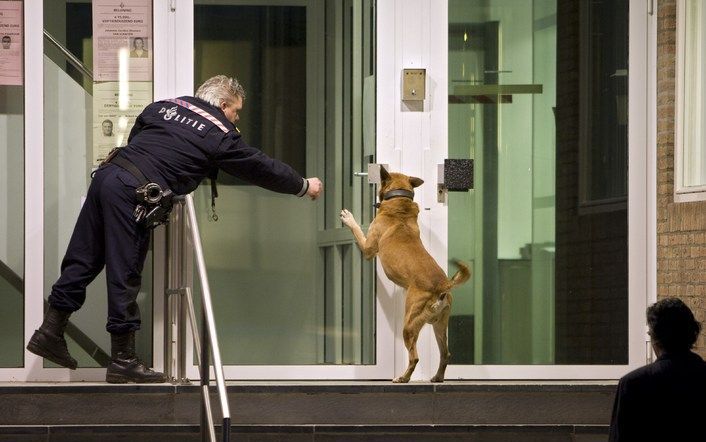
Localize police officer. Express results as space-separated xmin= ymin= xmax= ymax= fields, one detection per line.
xmin=27 ymin=75 xmax=323 ymax=383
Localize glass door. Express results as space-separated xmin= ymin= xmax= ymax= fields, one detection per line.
xmin=442 ymin=0 xmax=649 ymax=378
xmin=34 ymin=0 xmax=160 ymax=380
xmin=446 ymin=0 xmax=559 ymax=366
xmin=183 ymin=0 xmax=389 ymax=379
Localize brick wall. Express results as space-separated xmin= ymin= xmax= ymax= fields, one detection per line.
xmin=657 ymin=0 xmax=706 ymax=356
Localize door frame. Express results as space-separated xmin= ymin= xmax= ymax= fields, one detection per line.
xmin=376 ymin=0 xmax=655 ymax=380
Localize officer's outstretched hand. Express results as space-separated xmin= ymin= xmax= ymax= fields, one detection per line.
xmin=306 ymin=178 xmax=323 ymax=200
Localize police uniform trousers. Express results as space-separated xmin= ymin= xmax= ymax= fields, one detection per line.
xmin=48 ymin=163 xmax=151 ymax=334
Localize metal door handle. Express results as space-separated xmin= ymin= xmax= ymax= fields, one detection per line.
xmin=353 ymin=164 xmax=389 ymax=184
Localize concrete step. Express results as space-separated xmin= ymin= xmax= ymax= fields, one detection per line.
xmin=0 ymin=424 xmax=609 ymax=442
xmin=0 ymin=382 xmax=615 ymax=440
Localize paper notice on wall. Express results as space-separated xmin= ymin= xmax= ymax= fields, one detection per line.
xmin=92 ymin=81 xmax=152 ymax=166
xmin=92 ymin=0 xmax=152 ymax=82
xmin=0 ymin=1 xmax=23 ymax=86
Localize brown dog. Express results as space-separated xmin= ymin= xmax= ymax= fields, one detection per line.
xmin=340 ymin=167 xmax=470 ymax=383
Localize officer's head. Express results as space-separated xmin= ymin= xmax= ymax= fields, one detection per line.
xmin=647 ymin=297 xmax=701 ymax=356
xmin=2 ymin=35 xmax=10 ymax=49
xmin=196 ymin=75 xmax=246 ymax=124
xmin=133 ymin=37 xmax=145 ymax=50
xmin=102 ymin=119 xmax=113 ymax=136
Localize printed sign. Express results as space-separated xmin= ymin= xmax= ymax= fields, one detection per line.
xmin=0 ymin=1 xmax=23 ymax=86
xmin=92 ymin=0 xmax=152 ymax=82
xmin=92 ymin=81 xmax=152 ymax=166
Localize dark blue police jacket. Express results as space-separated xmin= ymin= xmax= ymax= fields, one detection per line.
xmin=118 ymin=96 xmax=308 ymax=197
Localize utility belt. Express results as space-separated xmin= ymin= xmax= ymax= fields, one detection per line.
xmin=100 ymin=147 xmax=174 ymax=229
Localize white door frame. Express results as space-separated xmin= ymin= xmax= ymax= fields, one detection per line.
xmin=6 ymin=0 xmax=42 ymax=382
xmin=376 ymin=0 xmax=655 ymax=380
xmin=375 ymin=0 xmax=448 ymax=382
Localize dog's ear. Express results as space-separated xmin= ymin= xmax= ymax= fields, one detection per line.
xmin=409 ymin=176 xmax=424 ymax=188
xmin=380 ymin=165 xmax=391 ymax=182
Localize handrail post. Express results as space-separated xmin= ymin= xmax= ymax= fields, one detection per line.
xmin=164 ymin=202 xmax=179 ymax=381
xmin=165 ymin=199 xmax=190 ymax=384
xmin=201 ymin=295 xmax=211 ymax=442
xmin=177 ymin=202 xmax=189 ymax=382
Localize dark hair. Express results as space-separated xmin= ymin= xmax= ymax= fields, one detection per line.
xmin=647 ymin=297 xmax=701 ymax=352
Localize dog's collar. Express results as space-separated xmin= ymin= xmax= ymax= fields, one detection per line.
xmin=374 ymin=189 xmax=415 ymax=208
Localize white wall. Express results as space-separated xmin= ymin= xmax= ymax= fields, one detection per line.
xmin=377 ymin=0 xmax=448 ymax=381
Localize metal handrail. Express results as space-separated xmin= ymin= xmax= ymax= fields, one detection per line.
xmin=185 ymin=194 xmax=231 ymax=442
xmin=43 ymin=30 xmax=94 ymax=80
xmin=166 ymin=196 xmax=230 ymax=442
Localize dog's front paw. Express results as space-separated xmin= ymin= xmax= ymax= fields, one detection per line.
xmin=340 ymin=209 xmax=357 ymax=228
xmin=430 ymin=375 xmax=445 ymax=383
xmin=392 ymin=376 xmax=410 ymax=383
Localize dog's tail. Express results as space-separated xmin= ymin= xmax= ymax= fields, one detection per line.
xmin=447 ymin=260 xmax=471 ymax=289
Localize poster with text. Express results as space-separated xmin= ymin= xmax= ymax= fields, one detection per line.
xmin=92 ymin=81 xmax=152 ymax=166
xmin=0 ymin=1 xmax=23 ymax=86
xmin=92 ymin=0 xmax=152 ymax=82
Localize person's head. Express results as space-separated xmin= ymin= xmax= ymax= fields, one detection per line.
xmin=102 ymin=119 xmax=113 ymax=136
xmin=133 ymin=37 xmax=144 ymax=50
xmin=195 ymin=75 xmax=246 ymax=124
xmin=2 ymin=35 xmax=10 ymax=49
xmin=647 ymin=297 xmax=702 ymax=355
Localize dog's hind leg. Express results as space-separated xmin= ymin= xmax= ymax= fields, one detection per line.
xmin=393 ymin=324 xmax=423 ymax=383
xmin=393 ymin=297 xmax=426 ymax=383
xmin=430 ymin=309 xmax=451 ymax=383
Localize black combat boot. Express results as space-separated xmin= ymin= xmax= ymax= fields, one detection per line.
xmin=106 ymin=331 xmax=167 ymax=383
xmin=26 ymin=306 xmax=78 ymax=370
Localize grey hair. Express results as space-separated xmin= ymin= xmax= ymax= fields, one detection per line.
xmin=195 ymin=75 xmax=246 ymax=107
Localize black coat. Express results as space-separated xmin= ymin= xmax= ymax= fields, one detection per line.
xmin=608 ymin=350 xmax=706 ymax=441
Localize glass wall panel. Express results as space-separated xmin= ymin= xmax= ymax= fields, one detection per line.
xmin=448 ymin=0 xmax=628 ymax=365
xmin=193 ymin=0 xmax=376 ymax=365
xmin=0 ymin=0 xmax=24 ymax=368
xmin=43 ymin=0 xmax=153 ymax=368
xmin=679 ymin=0 xmax=706 ymax=190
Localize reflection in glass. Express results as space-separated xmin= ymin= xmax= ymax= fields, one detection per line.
xmin=448 ymin=0 xmax=628 ymax=365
